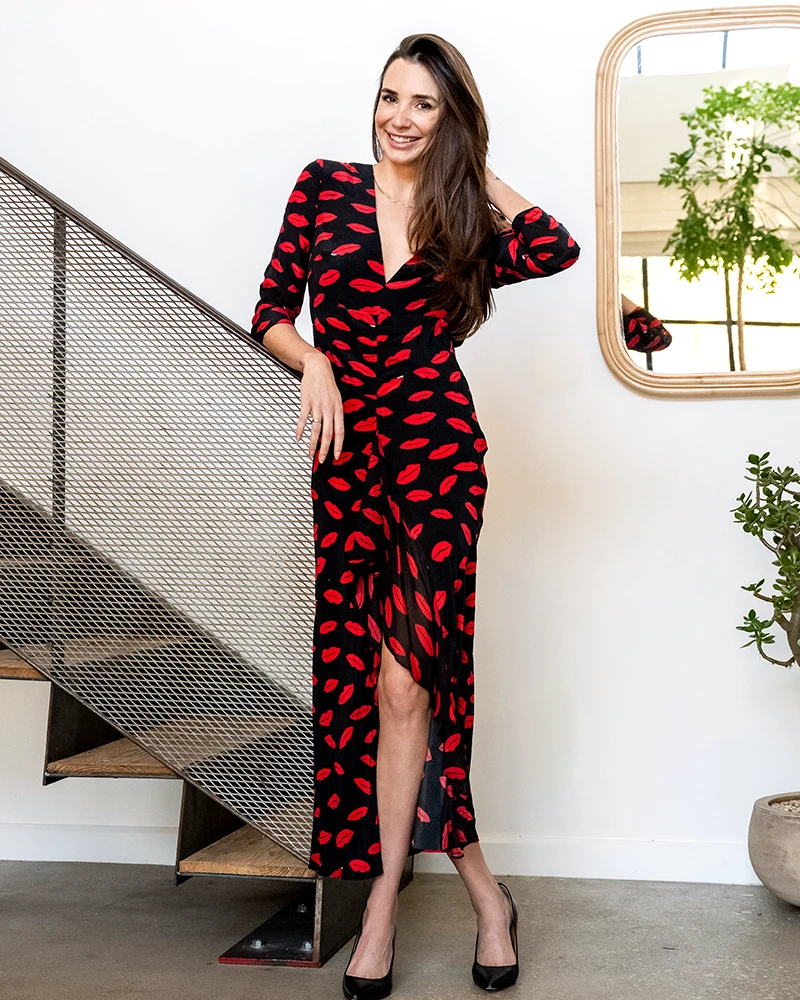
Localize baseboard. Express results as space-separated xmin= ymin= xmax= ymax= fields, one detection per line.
xmin=0 ymin=824 xmax=761 ymax=884
xmin=0 ymin=823 xmax=178 ymax=864
xmin=413 ymin=832 xmax=761 ymax=885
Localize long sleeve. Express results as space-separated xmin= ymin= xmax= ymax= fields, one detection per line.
xmin=622 ymin=305 xmax=673 ymax=352
xmin=488 ymin=205 xmax=580 ymax=288
xmin=250 ymin=159 xmax=323 ymax=343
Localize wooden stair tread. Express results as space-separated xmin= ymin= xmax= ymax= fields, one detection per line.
xmin=12 ymin=634 xmax=185 ymax=669
xmin=0 ymin=555 xmax=86 ymax=566
xmin=0 ymin=649 xmax=47 ymax=681
xmin=178 ymin=824 xmax=314 ymax=878
xmin=47 ymin=737 xmax=176 ymax=777
xmin=257 ymin=796 xmax=314 ymax=830
xmin=135 ymin=714 xmax=301 ymax=770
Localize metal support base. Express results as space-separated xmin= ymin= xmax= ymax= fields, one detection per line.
xmin=218 ymin=854 xmax=415 ymax=967
xmin=218 ymin=885 xmax=318 ymax=966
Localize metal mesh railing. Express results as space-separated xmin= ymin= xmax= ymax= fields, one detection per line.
xmin=0 ymin=155 xmax=317 ymax=863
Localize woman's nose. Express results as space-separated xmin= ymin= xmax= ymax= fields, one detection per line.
xmin=391 ymin=106 xmax=412 ymax=126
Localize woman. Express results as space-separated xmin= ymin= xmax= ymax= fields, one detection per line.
xmin=250 ymin=33 xmax=580 ymax=998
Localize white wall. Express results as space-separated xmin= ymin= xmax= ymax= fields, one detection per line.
xmin=2 ymin=0 xmax=799 ymax=884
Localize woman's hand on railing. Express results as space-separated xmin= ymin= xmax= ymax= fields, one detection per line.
xmin=296 ymin=352 xmax=345 ymax=463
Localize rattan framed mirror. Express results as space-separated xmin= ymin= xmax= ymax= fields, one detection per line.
xmin=596 ymin=6 xmax=800 ymax=398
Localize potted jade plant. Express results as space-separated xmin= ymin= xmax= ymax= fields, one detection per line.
xmin=733 ymin=452 xmax=800 ymax=905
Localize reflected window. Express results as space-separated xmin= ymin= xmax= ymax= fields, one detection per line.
xmin=618 ymin=26 xmax=800 ymax=375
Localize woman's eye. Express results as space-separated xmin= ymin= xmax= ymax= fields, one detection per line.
xmin=382 ymin=95 xmax=433 ymax=111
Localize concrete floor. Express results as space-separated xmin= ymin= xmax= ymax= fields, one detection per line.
xmin=1 ymin=861 xmax=799 ymax=999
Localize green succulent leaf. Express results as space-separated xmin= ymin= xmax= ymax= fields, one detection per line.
xmin=734 ymin=452 xmax=800 ymax=668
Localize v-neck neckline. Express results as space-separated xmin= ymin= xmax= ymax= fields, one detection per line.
xmin=366 ymin=161 xmax=417 ymax=285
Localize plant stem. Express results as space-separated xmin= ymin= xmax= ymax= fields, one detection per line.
xmin=788 ymin=591 xmax=800 ymax=664
xmin=736 ymin=261 xmax=746 ymax=371
xmin=757 ymin=649 xmax=795 ymax=668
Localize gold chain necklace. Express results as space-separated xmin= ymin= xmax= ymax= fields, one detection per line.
xmin=373 ymin=170 xmax=415 ymax=209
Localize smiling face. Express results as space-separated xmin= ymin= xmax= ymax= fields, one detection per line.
xmin=375 ymin=58 xmax=443 ymax=163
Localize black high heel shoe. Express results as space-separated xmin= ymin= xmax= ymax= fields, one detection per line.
xmin=342 ymin=917 xmax=397 ymax=1000
xmin=472 ymin=881 xmax=519 ymax=991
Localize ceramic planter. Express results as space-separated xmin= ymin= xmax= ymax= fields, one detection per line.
xmin=748 ymin=793 xmax=800 ymax=906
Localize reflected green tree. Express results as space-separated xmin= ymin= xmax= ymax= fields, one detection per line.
xmin=659 ymin=81 xmax=800 ymax=370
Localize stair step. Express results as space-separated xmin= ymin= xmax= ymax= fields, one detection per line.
xmin=0 ymin=649 xmax=47 ymax=681
xmin=258 ymin=796 xmax=314 ymax=830
xmin=135 ymin=714 xmax=302 ymax=770
xmin=178 ymin=824 xmax=315 ymax=879
xmin=11 ymin=634 xmax=186 ymax=669
xmin=0 ymin=555 xmax=87 ymax=566
xmin=46 ymin=737 xmax=177 ymax=777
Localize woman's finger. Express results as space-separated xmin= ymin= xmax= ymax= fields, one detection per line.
xmin=333 ymin=404 xmax=345 ymax=460
xmin=307 ymin=414 xmax=322 ymax=459
xmin=317 ymin=409 xmax=335 ymax=463
xmin=296 ymin=398 xmax=311 ymax=442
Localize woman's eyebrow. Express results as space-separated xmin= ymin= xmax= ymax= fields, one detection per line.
xmin=381 ymin=87 xmax=439 ymax=102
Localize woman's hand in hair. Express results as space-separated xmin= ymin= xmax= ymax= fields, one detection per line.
xmin=485 ymin=165 xmax=509 ymax=225
xmin=484 ymin=167 xmax=534 ymax=223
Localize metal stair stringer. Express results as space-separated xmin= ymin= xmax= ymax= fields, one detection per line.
xmin=0 ymin=153 xmax=322 ymax=870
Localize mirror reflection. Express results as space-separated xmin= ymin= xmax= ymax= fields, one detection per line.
xmin=618 ymin=27 xmax=800 ymax=374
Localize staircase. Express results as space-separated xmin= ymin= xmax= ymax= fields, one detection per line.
xmin=0 ymin=155 xmax=413 ymax=967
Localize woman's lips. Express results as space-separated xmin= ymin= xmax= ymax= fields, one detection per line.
xmin=386 ymin=132 xmax=420 ymax=146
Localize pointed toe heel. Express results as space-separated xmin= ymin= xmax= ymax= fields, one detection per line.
xmin=471 ymin=881 xmax=519 ymax=991
xmin=342 ymin=919 xmax=397 ymax=1000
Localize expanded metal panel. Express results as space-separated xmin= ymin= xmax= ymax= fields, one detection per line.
xmin=0 ymin=157 xmax=317 ymax=863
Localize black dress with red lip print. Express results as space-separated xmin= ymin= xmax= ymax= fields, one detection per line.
xmin=622 ymin=305 xmax=673 ymax=352
xmin=250 ymin=158 xmax=580 ymax=879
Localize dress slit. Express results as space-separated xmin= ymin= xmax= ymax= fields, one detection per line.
xmin=376 ymin=509 xmax=480 ymax=859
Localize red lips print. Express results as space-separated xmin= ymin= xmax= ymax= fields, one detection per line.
xmin=250 ymin=157 xmax=579 ymax=880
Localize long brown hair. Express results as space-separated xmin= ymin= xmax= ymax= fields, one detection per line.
xmin=370 ymin=34 xmax=509 ymax=346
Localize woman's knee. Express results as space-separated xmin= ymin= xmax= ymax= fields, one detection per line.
xmin=378 ymin=641 xmax=430 ymax=718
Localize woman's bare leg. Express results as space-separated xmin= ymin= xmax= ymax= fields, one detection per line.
xmin=449 ymin=843 xmax=516 ymax=965
xmin=345 ymin=637 xmax=431 ymax=977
